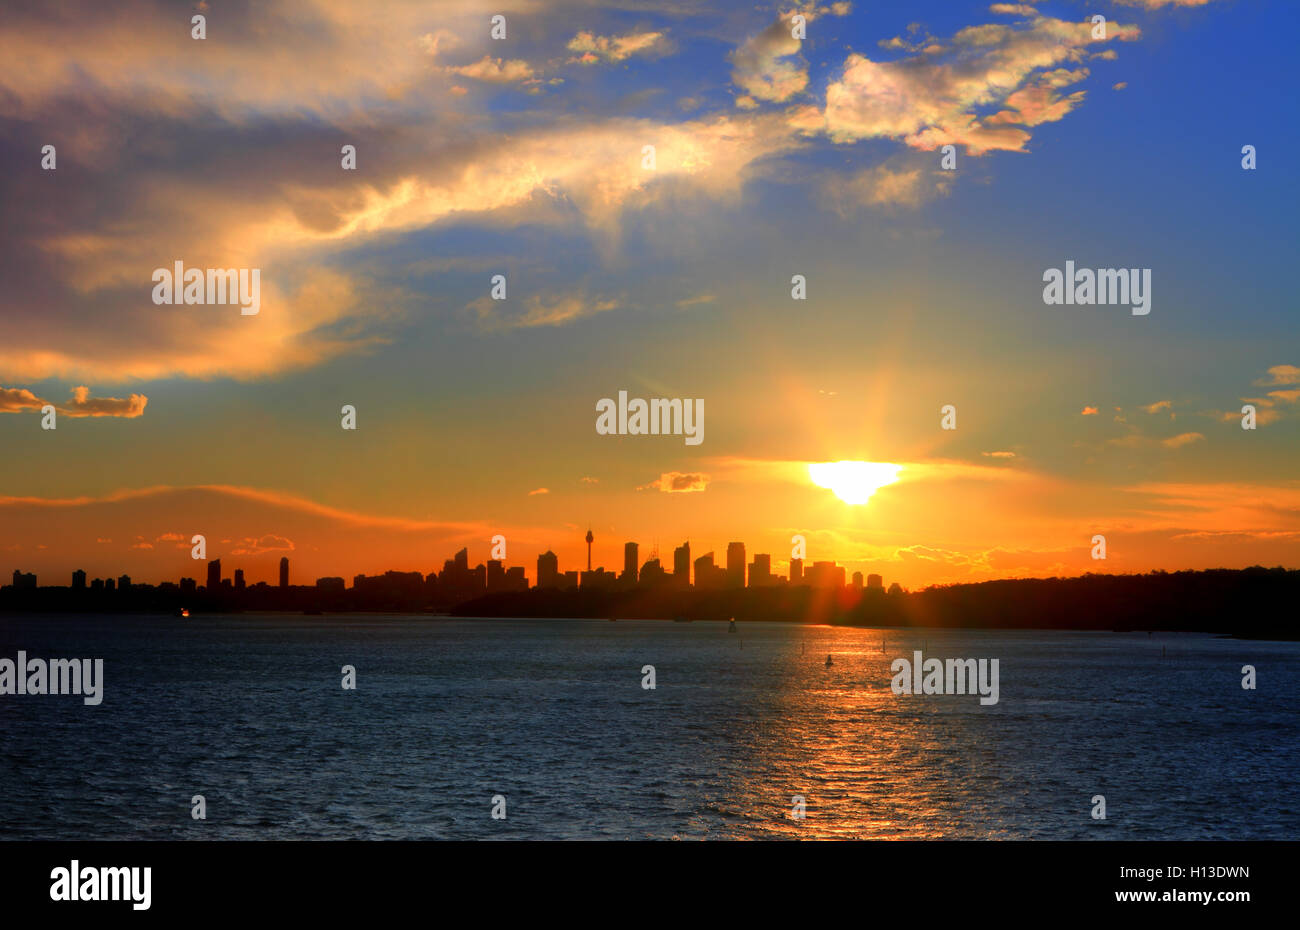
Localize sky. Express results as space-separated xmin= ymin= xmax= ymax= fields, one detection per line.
xmin=1 ymin=0 xmax=1297 ymax=590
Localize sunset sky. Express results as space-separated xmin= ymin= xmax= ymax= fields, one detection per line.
xmin=1 ymin=0 xmax=1296 ymax=590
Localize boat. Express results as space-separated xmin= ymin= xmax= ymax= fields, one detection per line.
xmin=728 ymin=618 xmax=737 ymax=633
xmin=179 ymin=608 xmax=189 ymax=618
xmin=825 ymin=654 xmax=833 ymax=667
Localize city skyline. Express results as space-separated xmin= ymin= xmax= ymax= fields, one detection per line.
xmin=6 ymin=533 xmax=906 ymax=596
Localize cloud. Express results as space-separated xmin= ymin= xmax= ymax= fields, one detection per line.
xmin=638 ymin=472 xmax=710 ymax=493
xmin=982 ymin=451 xmax=1016 ymax=458
xmin=1113 ymin=0 xmax=1214 ymax=8
xmin=230 ymin=534 xmax=295 ymax=556
xmin=567 ymin=30 xmax=667 ymax=64
xmin=469 ymin=291 xmax=622 ymax=331
xmin=1255 ymin=364 xmax=1300 ymax=386
xmin=0 ymin=0 xmax=534 ymax=119
xmin=1113 ymin=81 xmax=1128 ymax=90
xmin=1161 ymin=432 xmax=1204 ymax=448
xmin=1081 ymin=406 xmax=1099 ymax=415
xmin=447 ymin=56 xmax=535 ymax=83
xmin=419 ymin=29 xmax=462 ymax=59
xmin=1 ymin=104 xmax=800 ymax=380
xmin=985 ymin=68 xmax=1089 ymax=128
xmin=824 ymin=15 xmax=1140 ymax=153
xmin=823 ymin=160 xmax=953 ymax=211
xmin=989 ymin=3 xmax=1038 ymax=13
xmin=1141 ymin=400 xmax=1172 ymax=414
xmin=528 ymin=487 xmax=550 ymax=495
xmin=731 ymin=11 xmax=810 ymax=104
xmin=0 ymin=386 xmax=147 ymax=418
xmin=1212 ymin=365 xmax=1300 ymax=425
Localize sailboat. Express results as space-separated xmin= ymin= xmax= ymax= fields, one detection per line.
xmin=728 ymin=618 xmax=736 ymax=633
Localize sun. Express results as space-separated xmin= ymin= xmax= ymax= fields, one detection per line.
xmin=808 ymin=461 xmax=902 ymax=505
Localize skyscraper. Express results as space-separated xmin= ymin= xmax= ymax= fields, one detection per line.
xmin=537 ymin=550 xmax=559 ymax=589
xmin=867 ymin=573 xmax=883 ymax=590
xmin=674 ymin=541 xmax=691 ymax=586
xmin=623 ymin=541 xmax=639 ymax=585
xmin=726 ymin=542 xmax=746 ymax=588
xmin=790 ymin=558 xmax=803 ymax=584
xmin=487 ymin=559 xmax=506 ymax=592
xmin=585 ymin=529 xmax=594 ymax=571
xmin=749 ymin=553 xmax=771 ymax=587
xmin=71 ymin=569 xmax=86 ymax=589
xmin=234 ymin=568 xmax=246 ymax=590
xmin=279 ymin=556 xmax=289 ymax=588
xmin=207 ymin=559 xmax=221 ymax=590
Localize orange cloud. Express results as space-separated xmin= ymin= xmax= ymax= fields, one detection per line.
xmin=824 ymin=15 xmax=1139 ymax=153
xmin=0 ymin=385 xmax=147 ymax=418
xmin=639 ymin=472 xmax=710 ymax=493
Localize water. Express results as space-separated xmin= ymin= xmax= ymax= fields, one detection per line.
xmin=1 ymin=614 xmax=1296 ymax=840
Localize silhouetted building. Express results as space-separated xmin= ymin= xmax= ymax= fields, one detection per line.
xmin=206 ymin=559 xmax=221 ymax=591
xmin=234 ymin=569 xmax=246 ymax=590
xmin=726 ymin=542 xmax=746 ymax=588
xmin=581 ymin=567 xmax=615 ymax=590
xmin=439 ymin=549 xmax=485 ymax=603
xmin=694 ymin=552 xmax=726 ymax=590
xmin=806 ymin=561 xmax=845 ymax=589
xmin=748 ymin=553 xmax=771 ymax=587
xmin=674 ymin=541 xmax=691 ymax=586
xmin=623 ymin=542 xmax=639 ymax=585
xmin=279 ymin=557 xmax=289 ymax=588
xmin=118 ymin=574 xmax=131 ymax=590
xmin=505 ymin=566 xmax=527 ymax=591
xmin=790 ymin=558 xmax=803 ymax=585
xmin=537 ymin=550 xmax=559 ymax=589
xmin=852 ymin=571 xmax=863 ymax=589
xmin=12 ymin=570 xmax=36 ymax=589
xmin=105 ymin=578 xmax=115 ymax=592
xmin=561 ymin=571 xmax=578 ymax=590
xmin=72 ymin=569 xmax=86 ymax=589
xmin=585 ymin=529 xmax=594 ymax=571
xmin=867 ymin=573 xmax=883 ymax=590
xmin=487 ymin=559 xmax=506 ymax=593
xmin=90 ymin=578 xmax=103 ymax=592
xmin=640 ymin=558 xmax=666 ymax=586
xmin=180 ymin=577 xmax=197 ymax=594
xmin=888 ymin=582 xmax=904 ymax=596
xmin=316 ymin=576 xmax=345 ymax=592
